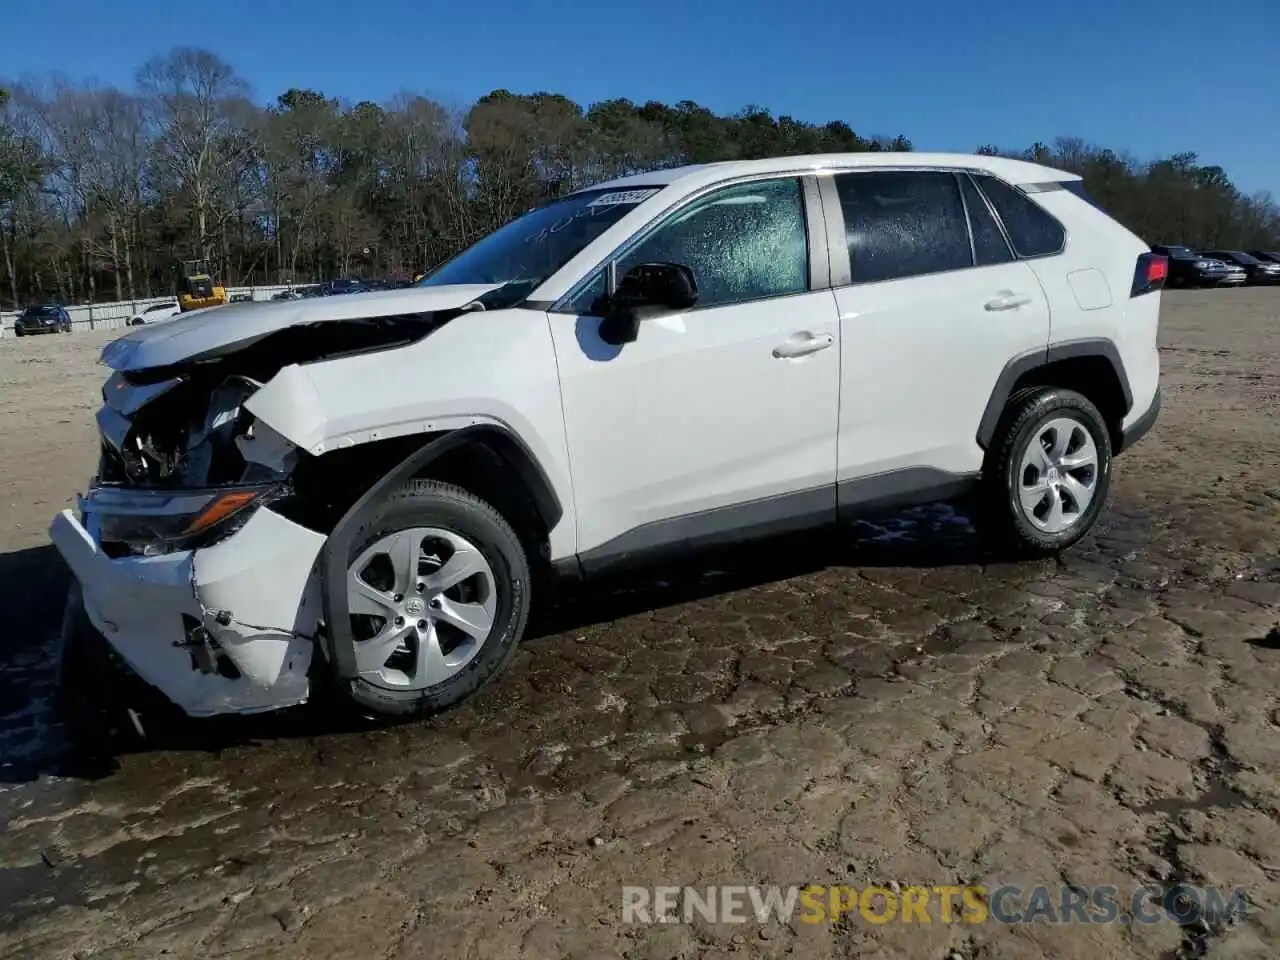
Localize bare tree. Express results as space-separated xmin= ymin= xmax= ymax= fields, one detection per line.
xmin=136 ymin=48 xmax=252 ymax=263
xmin=263 ymin=89 xmax=340 ymax=281
xmin=22 ymin=82 xmax=152 ymax=301
xmin=379 ymin=93 xmax=471 ymax=272
xmin=0 ymin=87 xmax=52 ymax=307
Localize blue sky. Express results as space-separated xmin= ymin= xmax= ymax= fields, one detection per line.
xmin=2 ymin=0 xmax=1276 ymax=195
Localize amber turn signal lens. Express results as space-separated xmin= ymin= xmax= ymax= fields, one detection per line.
xmin=182 ymin=490 xmax=260 ymax=535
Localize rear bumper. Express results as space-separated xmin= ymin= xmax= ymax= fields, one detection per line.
xmin=49 ymin=503 xmax=326 ymax=717
xmin=1116 ymin=386 xmax=1160 ymax=456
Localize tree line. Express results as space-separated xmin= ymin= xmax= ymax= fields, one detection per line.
xmin=1 ymin=47 xmax=1277 ymax=308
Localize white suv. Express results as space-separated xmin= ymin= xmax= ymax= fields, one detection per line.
xmin=51 ymin=153 xmax=1163 ymax=726
xmin=128 ymin=301 xmax=182 ymax=326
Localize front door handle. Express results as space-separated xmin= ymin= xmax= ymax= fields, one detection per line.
xmin=773 ymin=332 xmax=835 ymax=359
xmin=985 ymin=291 xmax=1033 ymax=311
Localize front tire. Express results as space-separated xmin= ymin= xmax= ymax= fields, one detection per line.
xmin=336 ymin=480 xmax=531 ymax=720
xmin=978 ymin=387 xmax=1112 ymax=556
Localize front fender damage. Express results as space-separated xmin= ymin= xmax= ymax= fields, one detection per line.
xmin=243 ymin=361 xmax=501 ymax=456
xmin=189 ymin=505 xmax=325 ymax=696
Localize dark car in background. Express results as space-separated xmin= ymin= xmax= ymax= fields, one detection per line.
xmin=1203 ymin=250 xmax=1280 ymax=285
xmin=1150 ymin=245 xmax=1228 ymax=287
xmin=13 ymin=304 xmax=72 ymax=336
xmin=317 ymin=278 xmax=368 ymax=296
xmin=1247 ymin=250 xmax=1280 ymax=266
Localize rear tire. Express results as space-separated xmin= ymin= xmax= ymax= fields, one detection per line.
xmin=977 ymin=387 xmax=1112 ymax=557
xmin=336 ymin=480 xmax=531 ymax=720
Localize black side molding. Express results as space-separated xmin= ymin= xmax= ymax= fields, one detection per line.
xmin=977 ymin=338 xmax=1133 ymax=450
xmin=575 ymin=486 xmax=836 ymax=578
xmin=837 ymin=467 xmax=979 ymax=521
xmin=564 ymin=467 xmax=979 ymax=581
xmin=320 ymin=424 xmax=563 ymax=678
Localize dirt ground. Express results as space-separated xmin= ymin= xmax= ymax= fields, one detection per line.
xmin=1 ymin=289 xmax=1278 ymax=960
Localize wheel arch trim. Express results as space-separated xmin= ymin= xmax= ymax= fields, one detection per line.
xmin=320 ymin=424 xmax=562 ymax=678
xmin=977 ymin=338 xmax=1133 ymax=450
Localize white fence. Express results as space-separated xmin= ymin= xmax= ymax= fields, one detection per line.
xmin=0 ymin=284 xmax=296 ymax=338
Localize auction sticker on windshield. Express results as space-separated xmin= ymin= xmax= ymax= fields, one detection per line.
xmin=588 ymin=189 xmax=660 ymax=207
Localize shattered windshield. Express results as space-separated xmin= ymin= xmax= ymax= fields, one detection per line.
xmin=419 ymin=187 xmax=664 ymax=289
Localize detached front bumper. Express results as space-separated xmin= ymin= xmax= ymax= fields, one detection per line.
xmin=50 ymin=503 xmax=326 ymax=717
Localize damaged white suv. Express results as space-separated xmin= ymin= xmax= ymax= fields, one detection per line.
xmin=51 ymin=153 xmax=1163 ymax=724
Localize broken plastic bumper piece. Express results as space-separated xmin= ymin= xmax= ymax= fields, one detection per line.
xmin=49 ymin=502 xmax=326 ymax=717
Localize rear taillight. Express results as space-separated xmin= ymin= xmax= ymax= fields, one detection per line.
xmin=1132 ymin=253 xmax=1168 ymax=296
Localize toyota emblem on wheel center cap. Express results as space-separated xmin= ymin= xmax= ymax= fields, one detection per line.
xmin=405 ymin=596 xmax=426 ymax=616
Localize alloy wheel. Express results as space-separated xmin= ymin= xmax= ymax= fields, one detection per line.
xmin=347 ymin=527 xmax=497 ymax=690
xmin=1016 ymin=416 xmax=1100 ymax=534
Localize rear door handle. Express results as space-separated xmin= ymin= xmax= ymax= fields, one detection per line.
xmin=773 ymin=332 xmax=835 ymax=359
xmin=985 ymin=291 xmax=1033 ymax=311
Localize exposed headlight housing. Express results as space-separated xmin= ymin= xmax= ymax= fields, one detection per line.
xmin=85 ymin=482 xmax=285 ymax=557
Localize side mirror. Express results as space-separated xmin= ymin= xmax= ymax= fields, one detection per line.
xmin=615 ymin=262 xmax=698 ymax=311
xmin=598 ymin=262 xmax=698 ymax=346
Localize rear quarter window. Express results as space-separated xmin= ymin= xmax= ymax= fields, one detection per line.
xmin=973 ymin=174 xmax=1066 ymax=259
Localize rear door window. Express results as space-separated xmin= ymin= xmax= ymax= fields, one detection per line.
xmin=834 ymin=171 xmax=973 ymax=283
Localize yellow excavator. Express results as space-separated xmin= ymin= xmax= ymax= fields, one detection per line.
xmin=176 ymin=259 xmax=228 ymax=312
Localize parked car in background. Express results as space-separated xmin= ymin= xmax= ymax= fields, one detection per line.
xmin=1202 ymin=250 xmax=1280 ymax=285
xmin=317 ymin=278 xmax=367 ymax=296
xmin=129 ymin=301 xmax=182 ymax=326
xmin=1149 ymin=245 xmax=1227 ymax=287
xmin=1218 ymin=261 xmax=1247 ymax=286
xmin=1246 ymin=250 xmax=1280 ymax=266
xmin=13 ymin=304 xmax=72 ymax=335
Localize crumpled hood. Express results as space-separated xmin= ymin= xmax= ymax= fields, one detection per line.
xmin=100 ymin=283 xmax=503 ymax=372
